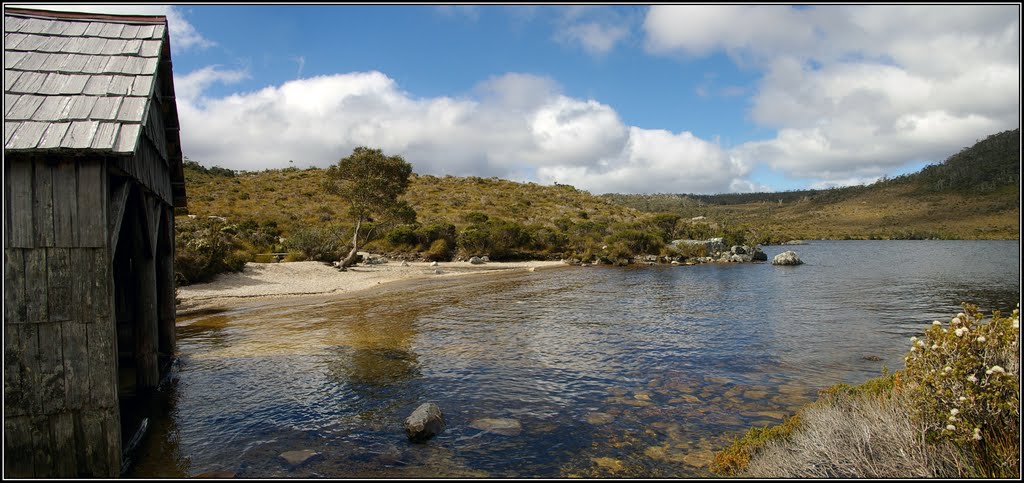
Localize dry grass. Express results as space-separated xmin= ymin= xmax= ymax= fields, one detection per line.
xmin=743 ymin=391 xmax=947 ymax=478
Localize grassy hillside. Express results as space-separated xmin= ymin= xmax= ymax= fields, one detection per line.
xmin=180 ymin=168 xmax=643 ymax=241
xmin=603 ymin=129 xmax=1020 ymax=241
xmin=174 ymin=129 xmax=1018 ymax=283
xmin=174 ymin=163 xmax=674 ymax=282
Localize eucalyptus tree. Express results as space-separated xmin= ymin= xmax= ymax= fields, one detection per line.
xmin=323 ymin=147 xmax=415 ymax=268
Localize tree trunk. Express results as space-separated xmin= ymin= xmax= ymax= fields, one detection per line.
xmin=340 ymin=217 xmax=362 ymax=268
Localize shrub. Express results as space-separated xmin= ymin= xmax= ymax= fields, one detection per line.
xmin=901 ymin=304 xmax=1020 ymax=476
xmin=714 ymin=303 xmax=1020 ymax=478
xmin=423 ymin=238 xmax=453 ymax=261
xmin=384 ymin=224 xmax=419 ymax=248
xmin=604 ymin=226 xmax=663 ymax=257
xmin=283 ymin=225 xmax=348 ymax=262
xmin=174 ymin=216 xmax=249 ymax=285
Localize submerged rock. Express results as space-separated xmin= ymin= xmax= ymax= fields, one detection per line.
xmin=405 ymin=403 xmax=446 ymax=442
xmin=772 ymin=251 xmax=803 ymax=265
xmin=279 ymin=449 xmax=320 ymax=467
xmin=469 ymin=418 xmax=522 ymax=436
xmin=586 ymin=412 xmax=615 ymax=425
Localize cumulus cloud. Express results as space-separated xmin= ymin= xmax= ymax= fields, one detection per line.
xmin=554 ymin=6 xmax=635 ymax=56
xmin=176 ymin=70 xmax=745 ymax=194
xmin=9 ymin=4 xmax=214 ymax=52
xmin=644 ymin=4 xmax=1020 ymax=186
xmin=559 ymin=22 xmax=629 ymax=56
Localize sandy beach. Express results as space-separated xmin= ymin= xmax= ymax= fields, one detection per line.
xmin=176 ymin=259 xmax=569 ymax=316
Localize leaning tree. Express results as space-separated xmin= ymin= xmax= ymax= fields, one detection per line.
xmin=323 ymin=147 xmax=415 ymax=268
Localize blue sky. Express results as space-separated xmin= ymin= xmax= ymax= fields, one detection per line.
xmin=13 ymin=4 xmax=1021 ymax=194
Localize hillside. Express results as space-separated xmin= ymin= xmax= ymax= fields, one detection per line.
xmin=603 ymin=129 xmax=1021 ymax=241
xmin=180 ymin=167 xmax=643 ymax=240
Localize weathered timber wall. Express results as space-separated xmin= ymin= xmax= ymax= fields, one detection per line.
xmin=4 ymin=157 xmax=121 ymax=477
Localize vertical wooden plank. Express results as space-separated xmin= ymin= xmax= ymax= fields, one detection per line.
xmin=157 ymin=207 xmax=176 ymax=361
xmin=92 ymin=248 xmax=111 ymax=322
xmin=4 ymin=248 xmax=28 ymax=324
xmin=102 ymin=407 xmax=121 ymax=477
xmin=4 ymin=322 xmax=32 ymax=417
xmin=47 ymin=247 xmax=71 ymax=322
xmin=25 ymin=249 xmax=48 ymax=324
xmin=37 ymin=321 xmax=66 ymax=415
xmin=6 ymin=159 xmax=35 ymax=248
xmin=86 ymin=318 xmax=118 ymax=409
xmin=13 ymin=322 xmax=42 ymax=414
xmin=31 ymin=414 xmax=54 ymax=478
xmin=77 ymin=410 xmax=105 ymax=477
xmin=76 ymin=160 xmax=106 ymax=248
xmin=50 ymin=411 xmax=77 ymax=477
xmin=33 ymin=159 xmax=55 ymax=248
xmin=52 ymin=160 xmax=78 ymax=247
xmin=4 ymin=415 xmax=36 ymax=477
xmin=62 ymin=321 xmax=89 ymax=411
xmin=135 ymin=246 xmax=159 ymax=389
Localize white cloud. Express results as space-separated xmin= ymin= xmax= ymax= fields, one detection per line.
xmin=8 ymin=4 xmax=214 ymax=51
xmin=554 ymin=6 xmax=633 ymax=56
xmin=644 ymin=5 xmax=1020 ymax=187
xmin=559 ymin=22 xmax=629 ymax=56
xmin=177 ymin=70 xmax=745 ymax=194
xmin=175 ymin=65 xmax=250 ymax=103
xmin=435 ymin=5 xmax=480 ymax=22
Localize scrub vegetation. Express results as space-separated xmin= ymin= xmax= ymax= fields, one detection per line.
xmin=712 ymin=304 xmax=1020 ymax=478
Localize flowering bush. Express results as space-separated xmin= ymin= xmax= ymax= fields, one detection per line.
xmin=714 ymin=302 xmax=1020 ymax=478
xmin=901 ymin=303 xmax=1019 ymax=475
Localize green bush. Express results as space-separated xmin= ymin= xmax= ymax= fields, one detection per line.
xmin=423 ymin=238 xmax=453 ymax=261
xmin=457 ymin=218 xmax=533 ymax=259
xmin=604 ymin=225 xmax=664 ymax=257
xmin=283 ymin=225 xmax=348 ymax=262
xmin=901 ymin=303 xmax=1019 ymax=475
xmin=714 ymin=303 xmax=1020 ymax=478
xmin=174 ymin=216 xmax=250 ymax=285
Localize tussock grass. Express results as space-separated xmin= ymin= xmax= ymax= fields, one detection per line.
xmin=714 ymin=304 xmax=1021 ymax=479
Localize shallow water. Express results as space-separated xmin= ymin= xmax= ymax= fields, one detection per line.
xmin=128 ymin=240 xmax=1020 ymax=478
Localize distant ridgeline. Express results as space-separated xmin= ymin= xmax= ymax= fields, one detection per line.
xmin=606 ymin=128 xmax=1020 ymax=208
xmin=601 ymin=129 xmax=1020 ymax=240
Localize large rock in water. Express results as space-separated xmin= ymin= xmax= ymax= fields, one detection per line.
xmin=772 ymin=250 xmax=803 ymax=265
xmin=404 ymin=403 xmax=445 ymax=442
xmin=751 ymin=247 xmax=768 ymax=262
xmin=469 ymin=256 xmax=485 ymax=264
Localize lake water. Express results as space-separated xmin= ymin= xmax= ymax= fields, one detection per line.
xmin=128 ymin=240 xmax=1020 ymax=478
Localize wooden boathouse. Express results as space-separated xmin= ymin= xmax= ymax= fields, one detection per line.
xmin=4 ymin=7 xmax=186 ymax=477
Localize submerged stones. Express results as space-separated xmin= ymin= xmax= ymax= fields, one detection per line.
xmin=772 ymin=250 xmax=803 ymax=265
xmin=404 ymin=403 xmax=446 ymax=442
xmin=469 ymin=418 xmax=522 ymax=436
xmin=279 ymin=449 xmax=321 ymax=467
xmin=586 ymin=412 xmax=616 ymax=425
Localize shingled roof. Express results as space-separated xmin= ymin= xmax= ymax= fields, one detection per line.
xmin=4 ymin=7 xmax=176 ymax=153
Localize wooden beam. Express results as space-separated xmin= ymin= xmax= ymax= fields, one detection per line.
xmin=131 ymin=204 xmax=159 ymax=390
xmin=148 ymin=197 xmax=162 ymax=259
xmin=156 ymin=206 xmax=176 ymax=363
xmin=107 ymin=181 xmax=131 ymax=257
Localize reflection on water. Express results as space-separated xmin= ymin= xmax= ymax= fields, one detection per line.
xmin=128 ymin=240 xmax=1020 ymax=478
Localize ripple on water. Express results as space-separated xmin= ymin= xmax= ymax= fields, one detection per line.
xmin=132 ymin=241 xmax=1019 ymax=477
